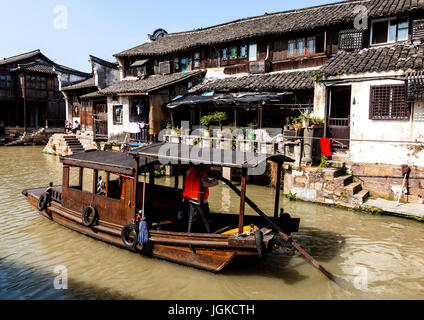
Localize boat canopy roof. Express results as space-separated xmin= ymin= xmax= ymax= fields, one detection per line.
xmin=129 ymin=142 xmax=291 ymax=169
xmin=60 ymin=151 xmax=155 ymax=175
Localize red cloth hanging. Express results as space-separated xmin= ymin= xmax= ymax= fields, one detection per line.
xmin=320 ymin=138 xmax=332 ymax=157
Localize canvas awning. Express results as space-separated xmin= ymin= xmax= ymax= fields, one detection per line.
xmin=130 ymin=59 xmax=149 ymax=67
xmin=129 ymin=142 xmax=292 ymax=169
xmin=167 ymin=92 xmax=290 ymax=109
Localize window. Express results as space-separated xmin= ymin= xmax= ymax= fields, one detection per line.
xmin=370 ymin=85 xmax=409 ymax=120
xmin=307 ymin=38 xmax=315 ymax=55
xmin=180 ymin=57 xmax=189 ymax=72
xmin=229 ymin=46 xmax=238 ymax=59
xmin=107 ymin=173 xmax=124 ymax=200
xmin=371 ymin=18 xmax=409 ymax=44
xmin=174 ymin=58 xmax=180 ymax=72
xmin=194 ymin=52 xmax=201 ymax=68
xmin=288 ymin=40 xmax=296 ymax=56
xmin=221 ymin=48 xmax=228 ymax=60
xmin=0 ymin=75 xmax=12 ymax=88
xmin=113 ymin=105 xmax=123 ymax=124
xmin=248 ymin=43 xmax=257 ymax=61
xmin=240 ymin=45 xmax=247 ymax=58
xmin=297 ymin=39 xmax=305 ymax=55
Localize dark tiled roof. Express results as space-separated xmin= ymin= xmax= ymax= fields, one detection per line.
xmin=321 ymin=44 xmax=424 ymax=76
xmin=11 ymin=62 xmax=57 ymax=75
xmin=115 ymin=0 xmax=424 ymax=57
xmin=189 ymin=70 xmax=315 ymax=93
xmin=0 ymin=50 xmax=42 ymax=65
xmin=89 ymin=55 xmax=119 ymax=69
xmin=62 ymin=77 xmax=96 ymax=91
xmin=81 ymin=70 xmax=205 ymax=98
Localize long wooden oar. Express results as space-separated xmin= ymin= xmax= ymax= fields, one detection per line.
xmin=220 ymin=177 xmax=341 ymax=284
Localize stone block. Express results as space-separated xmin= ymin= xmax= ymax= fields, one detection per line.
xmin=294 ymin=176 xmax=307 ymax=184
xmin=315 ymin=182 xmax=323 ymax=191
xmin=364 ymin=165 xmax=394 ymax=177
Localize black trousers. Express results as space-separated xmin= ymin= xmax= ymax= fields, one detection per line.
xmin=187 ymin=201 xmax=211 ymax=233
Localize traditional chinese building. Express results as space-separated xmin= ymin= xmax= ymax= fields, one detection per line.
xmin=0 ymin=49 xmax=90 ymax=133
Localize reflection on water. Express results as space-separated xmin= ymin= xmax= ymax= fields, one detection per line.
xmin=0 ymin=146 xmax=424 ymax=299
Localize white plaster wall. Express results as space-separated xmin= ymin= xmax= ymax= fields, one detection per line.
xmin=313 ymin=82 xmax=326 ymax=119
xmin=107 ymin=96 xmax=130 ymax=141
xmin=93 ymin=62 xmax=120 ymax=89
xmin=348 ymin=79 xmax=424 ymax=166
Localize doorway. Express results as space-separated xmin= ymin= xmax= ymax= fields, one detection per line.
xmin=327 ymin=86 xmax=351 ymax=150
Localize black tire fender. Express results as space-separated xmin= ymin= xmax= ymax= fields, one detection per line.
xmin=37 ymin=193 xmax=49 ymax=211
xmin=121 ymin=224 xmax=139 ymax=248
xmin=254 ymin=229 xmax=264 ymax=259
xmin=81 ymin=206 xmax=98 ymax=227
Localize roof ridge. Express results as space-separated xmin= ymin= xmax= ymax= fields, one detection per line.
xmin=163 ymin=0 xmax=366 ymax=37
xmin=2 ymin=49 xmax=40 ymax=61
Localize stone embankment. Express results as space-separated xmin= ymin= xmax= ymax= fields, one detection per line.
xmin=43 ymin=133 xmax=96 ymax=156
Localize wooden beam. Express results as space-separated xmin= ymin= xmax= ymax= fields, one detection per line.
xmin=93 ymin=169 xmax=98 ymax=194
xmin=105 ymin=172 xmax=110 ymax=197
xmin=274 ymin=161 xmax=282 ymax=219
xmin=238 ymin=168 xmax=247 ymax=235
xmin=79 ymin=167 xmax=83 ymax=187
xmin=132 ymin=157 xmax=140 ymax=218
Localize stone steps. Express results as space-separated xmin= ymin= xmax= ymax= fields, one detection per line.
xmin=43 ymin=134 xmax=86 ymax=156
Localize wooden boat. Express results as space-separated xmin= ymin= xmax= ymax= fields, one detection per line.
xmin=22 ymin=142 xmax=300 ymax=272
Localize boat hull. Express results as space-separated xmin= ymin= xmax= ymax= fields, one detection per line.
xmin=23 ymin=189 xmax=270 ymax=272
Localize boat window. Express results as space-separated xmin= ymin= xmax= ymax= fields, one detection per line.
xmin=96 ymin=170 xmax=107 ymax=196
xmin=82 ymin=169 xmax=94 ymax=193
xmin=68 ymin=167 xmax=82 ymax=190
xmin=107 ymin=173 xmax=124 ymax=200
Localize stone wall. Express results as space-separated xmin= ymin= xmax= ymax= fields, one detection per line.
xmin=351 ymin=162 xmax=424 ymax=203
xmin=283 ymin=166 xmax=369 ymax=208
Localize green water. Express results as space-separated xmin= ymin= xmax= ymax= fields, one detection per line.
xmin=0 ymin=146 xmax=423 ymax=299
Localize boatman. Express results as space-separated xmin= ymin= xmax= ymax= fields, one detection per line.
xmin=183 ymin=166 xmax=220 ymax=233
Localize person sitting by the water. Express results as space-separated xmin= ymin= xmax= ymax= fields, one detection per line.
xmin=71 ymin=121 xmax=81 ymax=134
xmin=183 ymin=165 xmax=221 ymax=233
xmin=64 ymin=120 xmax=72 ymax=134
xmin=97 ymin=176 xmax=106 ymax=195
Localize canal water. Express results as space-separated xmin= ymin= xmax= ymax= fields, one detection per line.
xmin=0 ymin=146 xmax=423 ymax=300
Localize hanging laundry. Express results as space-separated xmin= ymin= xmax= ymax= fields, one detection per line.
xmin=320 ymin=138 xmax=332 ymax=157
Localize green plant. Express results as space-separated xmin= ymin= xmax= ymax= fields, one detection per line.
xmin=154 ymin=165 xmax=166 ymax=177
xmin=201 ymin=112 xmax=228 ymax=129
xmin=319 ymin=156 xmax=329 ymax=168
xmin=285 ymin=191 xmax=297 ymax=201
xmin=200 ymin=114 xmax=214 ymax=128
xmin=310 ymin=72 xmax=326 ymax=83
xmin=166 ymin=121 xmax=172 ymax=130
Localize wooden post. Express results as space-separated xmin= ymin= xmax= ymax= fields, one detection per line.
xmin=174 ymin=166 xmax=179 ymax=190
xmin=105 ymin=172 xmax=110 ymax=197
xmin=149 ymin=165 xmax=155 ymax=186
xmin=132 ymin=157 xmax=140 ymax=218
xmin=274 ymin=161 xmax=282 ymax=219
xmin=93 ymin=169 xmax=98 ymax=194
xmin=79 ymin=167 xmax=83 ymax=188
xmin=238 ymin=168 xmax=247 ymax=235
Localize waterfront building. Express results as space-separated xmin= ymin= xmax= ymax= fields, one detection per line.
xmin=0 ymin=49 xmax=91 ymax=133
xmin=71 ymin=0 xmax=424 ymax=201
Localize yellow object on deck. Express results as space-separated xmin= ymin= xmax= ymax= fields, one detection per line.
xmin=222 ymin=225 xmax=259 ymax=235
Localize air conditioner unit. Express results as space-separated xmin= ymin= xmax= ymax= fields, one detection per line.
xmin=249 ymin=60 xmax=266 ymax=74
xmin=159 ymin=61 xmax=171 ymax=75
xmin=412 ymin=19 xmax=424 ymax=43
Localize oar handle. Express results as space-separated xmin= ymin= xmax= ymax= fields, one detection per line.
xmin=220 ymin=177 xmax=338 ymax=283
